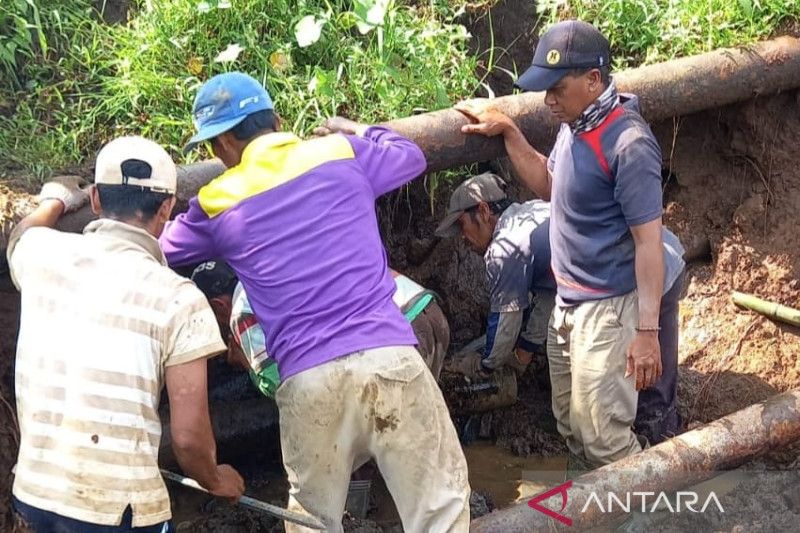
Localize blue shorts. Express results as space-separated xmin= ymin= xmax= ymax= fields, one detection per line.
xmin=13 ymin=497 xmax=175 ymax=533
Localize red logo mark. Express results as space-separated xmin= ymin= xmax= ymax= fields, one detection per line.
xmin=528 ymin=480 xmax=573 ymax=526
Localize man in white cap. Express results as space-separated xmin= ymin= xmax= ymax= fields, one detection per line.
xmin=7 ymin=137 xmax=243 ymax=532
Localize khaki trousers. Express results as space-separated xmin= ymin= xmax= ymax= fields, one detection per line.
xmin=410 ymin=301 xmax=450 ymax=381
xmin=547 ymin=291 xmax=642 ymax=466
xmin=276 ymin=346 xmax=471 ymax=533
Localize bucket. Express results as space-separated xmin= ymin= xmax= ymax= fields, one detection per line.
xmin=345 ymin=479 xmax=372 ymax=518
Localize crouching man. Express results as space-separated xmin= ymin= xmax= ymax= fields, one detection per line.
xmin=436 ymin=172 xmax=556 ymax=386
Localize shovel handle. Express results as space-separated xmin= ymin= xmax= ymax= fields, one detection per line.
xmin=160 ymin=469 xmax=325 ymax=530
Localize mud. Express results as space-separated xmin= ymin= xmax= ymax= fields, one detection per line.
xmin=658 ymin=89 xmax=800 ymax=424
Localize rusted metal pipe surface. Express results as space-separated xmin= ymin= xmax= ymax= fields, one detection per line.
xmin=391 ymin=36 xmax=800 ymax=173
xmin=2 ymin=37 xmax=799 ymax=252
xmin=470 ymin=388 xmax=800 ymax=532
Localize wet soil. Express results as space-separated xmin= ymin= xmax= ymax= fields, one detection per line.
xmin=657 ymin=89 xmax=800 ymax=425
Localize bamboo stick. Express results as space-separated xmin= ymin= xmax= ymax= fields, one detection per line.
xmin=732 ymin=291 xmax=800 ymax=327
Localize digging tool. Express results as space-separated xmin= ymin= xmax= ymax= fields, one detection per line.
xmin=160 ymin=469 xmax=325 ymax=530
xmin=732 ymin=291 xmax=800 ymax=327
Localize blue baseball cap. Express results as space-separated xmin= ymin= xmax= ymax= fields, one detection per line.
xmin=516 ymin=20 xmax=611 ymax=92
xmin=184 ymin=72 xmax=274 ymax=153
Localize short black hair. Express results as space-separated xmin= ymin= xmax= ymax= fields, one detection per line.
xmin=568 ymin=66 xmax=611 ymax=87
xmin=231 ymin=109 xmax=278 ymax=143
xmin=96 ymin=184 xmax=173 ymax=221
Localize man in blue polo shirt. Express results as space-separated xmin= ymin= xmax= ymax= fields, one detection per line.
xmin=456 ymin=21 xmax=685 ymax=466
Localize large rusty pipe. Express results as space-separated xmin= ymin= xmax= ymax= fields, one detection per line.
xmin=2 ymin=36 xmax=800 ymax=252
xmin=470 ymin=389 xmax=800 ymax=532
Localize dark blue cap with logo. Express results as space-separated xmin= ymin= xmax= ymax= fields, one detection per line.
xmin=191 ymin=260 xmax=238 ymax=299
xmin=184 ymin=72 xmax=274 ymax=153
xmin=515 ymin=20 xmax=611 ymax=92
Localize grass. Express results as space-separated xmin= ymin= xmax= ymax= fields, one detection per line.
xmin=0 ymin=0 xmax=479 ymax=181
xmin=538 ymin=0 xmax=800 ymax=69
xmin=0 ymin=1 xmax=798 ymax=181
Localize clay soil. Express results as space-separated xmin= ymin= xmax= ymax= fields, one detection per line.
xmin=0 ymin=277 xmax=20 ymax=531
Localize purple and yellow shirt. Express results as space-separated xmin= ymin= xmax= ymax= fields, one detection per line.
xmin=160 ymin=127 xmax=426 ymax=379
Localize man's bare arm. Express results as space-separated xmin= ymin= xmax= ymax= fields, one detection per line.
xmin=455 ymin=100 xmax=552 ymax=200
xmin=166 ymin=357 xmax=244 ymax=500
xmin=626 ymin=218 xmax=664 ymax=390
xmin=502 ymin=124 xmax=553 ymax=201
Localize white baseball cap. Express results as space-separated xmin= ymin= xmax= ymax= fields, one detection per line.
xmin=94 ymin=136 xmax=177 ymax=194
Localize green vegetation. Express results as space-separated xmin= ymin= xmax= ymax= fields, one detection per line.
xmin=0 ymin=0 xmax=798 ymax=180
xmin=538 ymin=0 xmax=800 ymax=68
xmin=0 ymin=0 xmax=478 ymax=179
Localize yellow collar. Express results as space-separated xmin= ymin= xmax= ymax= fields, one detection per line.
xmin=240 ymin=132 xmax=301 ymax=163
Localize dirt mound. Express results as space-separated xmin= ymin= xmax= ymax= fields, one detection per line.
xmin=656 ymin=89 xmax=800 ymax=423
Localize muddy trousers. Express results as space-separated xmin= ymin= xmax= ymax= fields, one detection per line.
xmin=276 ymin=346 xmax=471 ymax=533
xmin=635 ymin=270 xmax=685 ymax=444
xmin=410 ymin=301 xmax=451 ymax=381
xmin=548 ymin=291 xmax=642 ymax=467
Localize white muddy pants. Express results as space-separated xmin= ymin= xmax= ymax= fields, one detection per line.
xmin=276 ymin=346 xmax=471 ymax=533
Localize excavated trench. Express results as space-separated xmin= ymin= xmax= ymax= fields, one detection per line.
xmin=1 ymin=88 xmax=799 ymax=532
xmin=2 ymin=4 xmax=800 ymax=530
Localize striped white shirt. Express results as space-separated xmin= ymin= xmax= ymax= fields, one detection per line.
xmin=8 ymin=219 xmax=226 ymax=527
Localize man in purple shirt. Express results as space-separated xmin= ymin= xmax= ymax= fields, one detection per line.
xmin=160 ymin=73 xmax=470 ymax=532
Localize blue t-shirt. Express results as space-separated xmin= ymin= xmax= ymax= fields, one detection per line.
xmin=548 ymin=95 xmax=668 ymax=304
xmin=485 ymin=200 xmax=556 ymax=313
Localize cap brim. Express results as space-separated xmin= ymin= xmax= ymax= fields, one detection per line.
xmin=183 ymin=115 xmax=249 ymax=154
xmin=514 ymin=65 xmax=570 ymax=92
xmin=434 ymin=211 xmax=464 ymax=238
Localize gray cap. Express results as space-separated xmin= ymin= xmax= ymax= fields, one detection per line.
xmin=434 ymin=172 xmax=508 ymax=237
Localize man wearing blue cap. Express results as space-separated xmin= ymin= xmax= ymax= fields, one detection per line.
xmin=159 ymin=73 xmax=470 ymax=531
xmin=456 ymin=21 xmax=686 ymax=467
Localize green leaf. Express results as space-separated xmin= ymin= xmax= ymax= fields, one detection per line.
xmin=738 ymin=0 xmax=753 ymax=17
